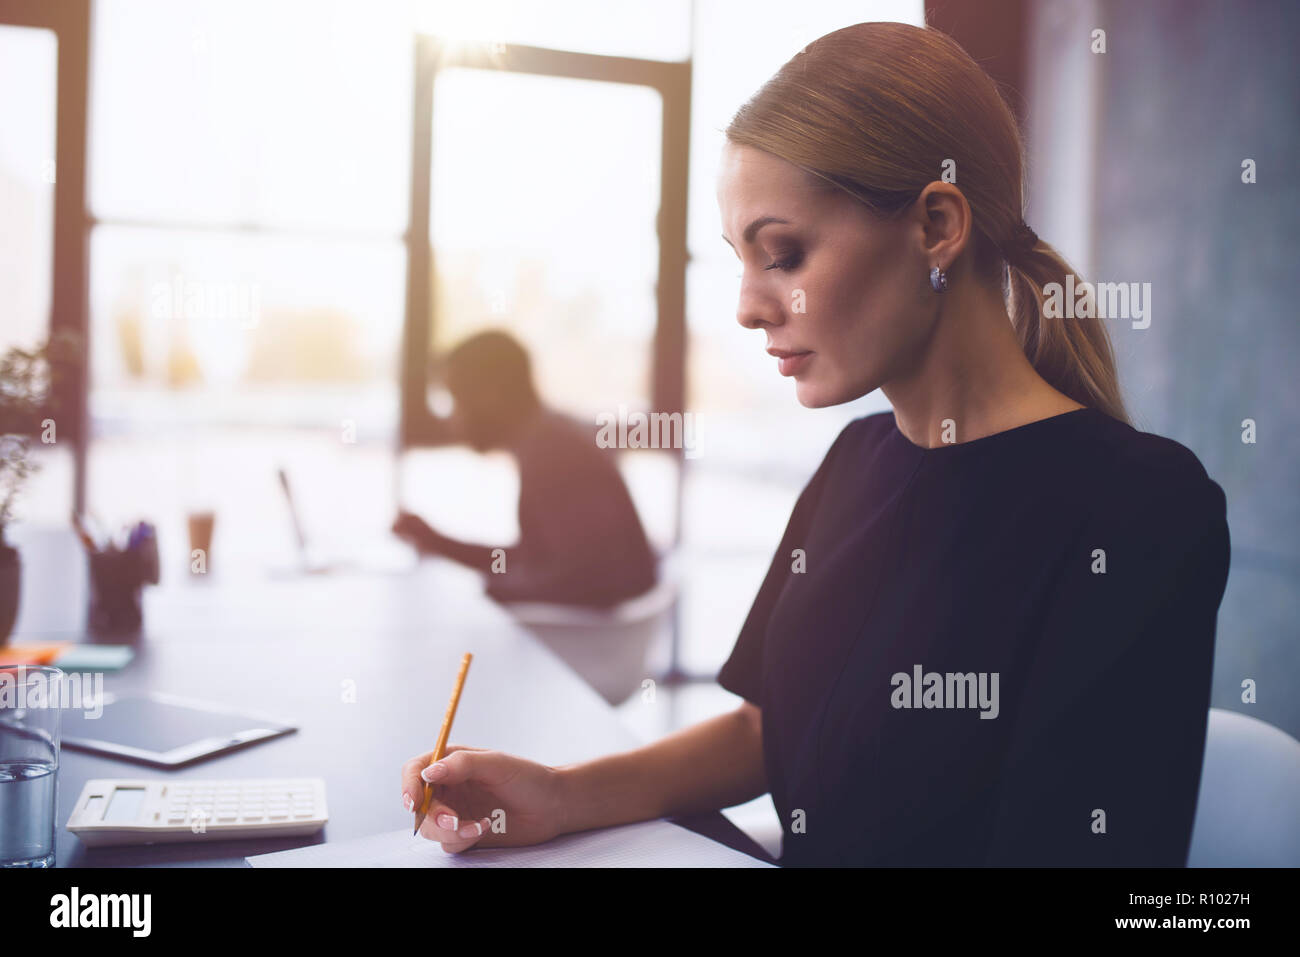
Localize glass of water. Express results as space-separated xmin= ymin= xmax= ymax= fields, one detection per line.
xmin=0 ymin=665 xmax=62 ymax=867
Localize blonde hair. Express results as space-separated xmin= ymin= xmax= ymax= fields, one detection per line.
xmin=726 ymin=22 xmax=1130 ymax=424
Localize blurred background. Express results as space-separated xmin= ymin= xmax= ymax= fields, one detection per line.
xmin=2 ymin=0 xmax=1297 ymax=856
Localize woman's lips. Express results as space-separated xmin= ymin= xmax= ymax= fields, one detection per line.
xmin=769 ymin=350 xmax=813 ymax=376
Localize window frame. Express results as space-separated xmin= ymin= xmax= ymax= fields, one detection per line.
xmin=399 ymin=37 xmax=692 ymax=460
xmin=0 ymin=0 xmax=91 ymax=512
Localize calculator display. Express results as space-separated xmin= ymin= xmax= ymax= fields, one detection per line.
xmin=105 ymin=787 xmax=146 ymax=823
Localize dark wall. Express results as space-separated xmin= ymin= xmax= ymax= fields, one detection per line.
xmin=926 ymin=0 xmax=1029 ymax=122
xmin=948 ymin=0 xmax=1300 ymax=739
xmin=1088 ymin=0 xmax=1300 ymax=740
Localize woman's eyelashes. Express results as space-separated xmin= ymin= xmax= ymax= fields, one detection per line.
xmin=733 ymin=248 xmax=804 ymax=277
xmin=763 ymin=249 xmax=803 ymax=272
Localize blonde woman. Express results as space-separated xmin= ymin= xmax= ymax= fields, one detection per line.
xmin=400 ymin=22 xmax=1230 ymax=867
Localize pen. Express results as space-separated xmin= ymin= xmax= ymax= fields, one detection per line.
xmin=413 ymin=652 xmax=473 ymax=836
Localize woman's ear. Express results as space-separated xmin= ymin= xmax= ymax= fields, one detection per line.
xmin=914 ymin=181 xmax=973 ymax=270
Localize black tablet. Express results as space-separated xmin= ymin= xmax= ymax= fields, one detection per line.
xmin=60 ymin=692 xmax=297 ymax=768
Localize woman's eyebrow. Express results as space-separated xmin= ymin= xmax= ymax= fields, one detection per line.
xmin=721 ymin=215 xmax=792 ymax=250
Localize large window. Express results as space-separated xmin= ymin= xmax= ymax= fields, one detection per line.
xmin=82 ymin=0 xmax=413 ymax=575
xmin=427 ymin=68 xmax=662 ymax=419
xmin=0 ymin=24 xmax=56 ymax=356
xmin=89 ymin=0 xmax=412 ymax=434
xmin=0 ymin=22 xmax=73 ymax=529
xmin=10 ymin=0 xmax=923 ymax=643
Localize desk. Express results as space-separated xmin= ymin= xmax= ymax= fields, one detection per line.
xmin=5 ymin=528 xmax=771 ymax=866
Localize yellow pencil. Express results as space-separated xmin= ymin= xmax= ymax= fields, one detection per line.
xmin=413 ymin=652 xmax=473 ymax=836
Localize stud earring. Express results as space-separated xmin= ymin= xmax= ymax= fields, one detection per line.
xmin=930 ymin=265 xmax=948 ymax=293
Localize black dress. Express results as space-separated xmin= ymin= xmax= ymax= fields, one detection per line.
xmin=717 ymin=407 xmax=1231 ymax=866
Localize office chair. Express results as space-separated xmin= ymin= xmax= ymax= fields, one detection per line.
xmin=1187 ymin=707 xmax=1300 ymax=866
xmin=501 ymin=558 xmax=680 ymax=706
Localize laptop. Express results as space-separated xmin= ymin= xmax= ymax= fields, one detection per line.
xmin=273 ymin=467 xmax=417 ymax=577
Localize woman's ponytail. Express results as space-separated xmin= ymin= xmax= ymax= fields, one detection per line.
xmin=1006 ymin=238 xmax=1131 ymax=425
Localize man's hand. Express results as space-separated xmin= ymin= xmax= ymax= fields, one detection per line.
xmin=391 ymin=510 xmax=445 ymax=555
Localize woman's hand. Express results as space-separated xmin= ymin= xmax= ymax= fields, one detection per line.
xmin=401 ymin=745 xmax=568 ymax=853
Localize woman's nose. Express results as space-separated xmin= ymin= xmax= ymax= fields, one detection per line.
xmin=735 ymin=281 xmax=784 ymax=330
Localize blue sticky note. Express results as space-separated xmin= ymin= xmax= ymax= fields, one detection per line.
xmin=54 ymin=645 xmax=135 ymax=672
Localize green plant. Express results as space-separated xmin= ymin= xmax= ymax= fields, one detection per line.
xmin=0 ymin=333 xmax=78 ymax=549
xmin=0 ymin=436 xmax=37 ymax=546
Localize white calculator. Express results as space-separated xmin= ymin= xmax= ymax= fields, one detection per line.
xmin=66 ymin=778 xmax=328 ymax=846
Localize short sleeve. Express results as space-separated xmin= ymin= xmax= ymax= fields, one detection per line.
xmin=984 ymin=464 xmax=1231 ymax=866
xmin=716 ymin=419 xmax=863 ymax=706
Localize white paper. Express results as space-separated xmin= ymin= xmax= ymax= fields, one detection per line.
xmin=247 ymin=819 xmax=774 ymax=868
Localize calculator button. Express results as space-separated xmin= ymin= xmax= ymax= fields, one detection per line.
xmin=241 ymin=813 xmax=264 ymax=822
xmin=216 ymin=811 xmax=238 ymax=821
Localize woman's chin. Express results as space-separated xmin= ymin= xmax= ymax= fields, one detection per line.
xmin=795 ymin=377 xmax=874 ymax=409
xmin=794 ymin=380 xmax=836 ymax=409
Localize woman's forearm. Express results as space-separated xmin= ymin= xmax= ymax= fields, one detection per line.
xmin=553 ymin=703 xmax=766 ymax=834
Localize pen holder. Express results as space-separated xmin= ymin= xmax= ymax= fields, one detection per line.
xmin=88 ymin=548 xmax=146 ymax=635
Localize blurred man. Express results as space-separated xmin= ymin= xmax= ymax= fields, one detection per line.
xmin=392 ymin=330 xmax=658 ymax=608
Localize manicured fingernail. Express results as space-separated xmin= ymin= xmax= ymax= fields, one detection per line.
xmin=437 ymin=813 xmax=458 ymax=831
xmin=403 ymin=793 xmax=414 ymax=812
xmin=458 ymin=821 xmax=483 ymax=839
xmin=421 ymin=763 xmax=446 ymax=782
